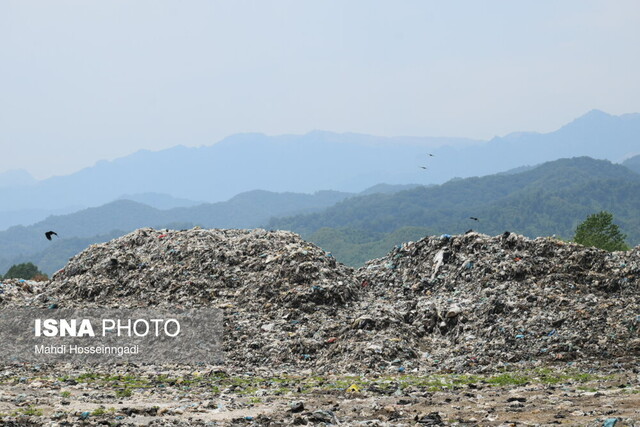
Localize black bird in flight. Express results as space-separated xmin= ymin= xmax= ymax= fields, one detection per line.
xmin=420 ymin=166 xmax=428 ymax=169
xmin=428 ymin=153 xmax=435 ymax=157
xmin=45 ymin=231 xmax=58 ymax=240
xmin=469 ymin=217 xmax=479 ymax=221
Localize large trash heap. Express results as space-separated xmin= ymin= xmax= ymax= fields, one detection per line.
xmin=9 ymin=228 xmax=640 ymax=373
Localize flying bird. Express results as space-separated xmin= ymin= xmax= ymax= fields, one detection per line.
xmin=469 ymin=217 xmax=479 ymax=221
xmin=420 ymin=166 xmax=428 ymax=169
xmin=427 ymin=153 xmax=435 ymax=157
xmin=45 ymin=231 xmax=58 ymax=240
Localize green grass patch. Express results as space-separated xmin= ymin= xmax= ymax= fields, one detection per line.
xmin=486 ymin=373 xmax=530 ymax=386
xmin=91 ymin=407 xmax=106 ymax=416
xmin=115 ymin=388 xmax=133 ymax=398
xmin=15 ymin=366 xmax=613 ymax=403
xmin=13 ymin=406 xmax=43 ymax=417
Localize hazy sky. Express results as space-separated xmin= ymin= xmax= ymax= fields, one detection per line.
xmin=1 ymin=0 xmax=639 ymax=179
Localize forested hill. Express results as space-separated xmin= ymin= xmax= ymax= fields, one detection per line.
xmin=623 ymin=154 xmax=640 ymax=175
xmin=270 ymin=157 xmax=640 ymax=264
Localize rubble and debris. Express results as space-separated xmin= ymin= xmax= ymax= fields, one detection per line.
xmin=21 ymin=228 xmax=636 ymax=373
xmin=288 ymin=401 xmax=304 ymax=413
xmin=0 ymin=278 xmax=45 ymax=307
xmin=352 ymin=232 xmax=640 ymax=372
xmin=44 ymin=227 xmax=359 ymax=371
xmin=416 ymin=411 xmax=445 ymax=425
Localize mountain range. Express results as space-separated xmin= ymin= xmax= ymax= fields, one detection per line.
xmin=1 ymin=110 xmax=639 ymax=231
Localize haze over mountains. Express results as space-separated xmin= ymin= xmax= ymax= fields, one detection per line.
xmin=0 ymin=169 xmax=37 ymax=188
xmin=1 ymin=110 xmax=639 ymax=230
xmin=624 ymin=154 xmax=640 ymax=174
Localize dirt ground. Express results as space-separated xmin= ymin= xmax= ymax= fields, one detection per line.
xmin=0 ymin=364 xmax=639 ymax=426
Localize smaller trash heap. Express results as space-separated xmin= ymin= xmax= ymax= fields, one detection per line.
xmin=37 ymin=228 xmax=640 ymax=373
xmin=0 ymin=278 xmax=45 ymax=307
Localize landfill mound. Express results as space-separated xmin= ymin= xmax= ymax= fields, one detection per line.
xmin=49 ymin=228 xmax=355 ymax=307
xmin=35 ymin=228 xmax=640 ymax=372
xmin=0 ymin=278 xmax=45 ymax=307
xmin=350 ymin=231 xmax=640 ymax=371
xmin=45 ymin=228 xmax=359 ymax=369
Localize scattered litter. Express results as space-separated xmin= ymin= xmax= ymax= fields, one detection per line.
xmin=346 ymin=383 xmax=361 ymax=393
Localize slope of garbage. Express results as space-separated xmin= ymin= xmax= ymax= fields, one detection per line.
xmin=351 ymin=231 xmax=640 ymax=372
xmin=28 ymin=228 xmax=640 ymax=373
xmin=43 ymin=227 xmax=359 ymax=370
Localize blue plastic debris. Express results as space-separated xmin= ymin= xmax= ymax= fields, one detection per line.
xmin=397 ymin=367 xmax=405 ymax=373
xmin=463 ymin=261 xmax=474 ymax=270
xmin=440 ymin=234 xmax=452 ymax=239
xmin=80 ymin=411 xmax=90 ymax=420
xmin=515 ymin=334 xmax=525 ymax=339
xmin=48 ymin=303 xmax=58 ymax=309
xmin=603 ymin=418 xmax=618 ymax=427
xmin=547 ymin=329 xmax=556 ymax=336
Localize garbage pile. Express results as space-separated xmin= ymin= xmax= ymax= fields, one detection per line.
xmin=45 ymin=228 xmax=360 ymax=369
xmin=350 ymin=232 xmax=640 ymax=371
xmin=36 ymin=228 xmax=640 ymax=372
xmin=0 ymin=278 xmax=44 ymax=307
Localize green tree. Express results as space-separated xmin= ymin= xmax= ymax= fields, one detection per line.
xmin=574 ymin=211 xmax=629 ymax=251
xmin=3 ymin=262 xmax=46 ymax=280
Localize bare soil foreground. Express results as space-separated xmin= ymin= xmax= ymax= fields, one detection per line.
xmin=1 ymin=364 xmax=639 ymax=426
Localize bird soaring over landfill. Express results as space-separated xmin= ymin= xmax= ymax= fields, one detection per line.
xmin=420 ymin=166 xmax=427 ymax=169
xmin=469 ymin=217 xmax=479 ymax=221
xmin=45 ymin=231 xmax=58 ymax=240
